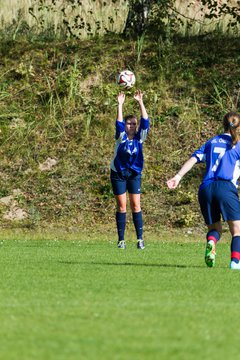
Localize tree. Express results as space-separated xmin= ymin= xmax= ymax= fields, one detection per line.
xmin=124 ymin=0 xmax=240 ymax=37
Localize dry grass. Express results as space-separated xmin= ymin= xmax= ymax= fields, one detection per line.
xmin=0 ymin=0 xmax=239 ymax=39
xmin=0 ymin=0 xmax=129 ymax=38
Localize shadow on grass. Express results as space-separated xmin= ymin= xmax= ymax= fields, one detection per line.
xmin=58 ymin=260 xmax=204 ymax=268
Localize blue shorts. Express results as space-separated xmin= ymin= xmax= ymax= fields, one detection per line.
xmin=111 ymin=169 xmax=141 ymax=195
xmin=198 ymin=180 xmax=240 ymax=225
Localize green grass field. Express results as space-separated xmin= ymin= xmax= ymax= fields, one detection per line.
xmin=0 ymin=230 xmax=240 ymax=360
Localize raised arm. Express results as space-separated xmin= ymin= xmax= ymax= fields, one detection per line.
xmin=167 ymin=156 xmax=198 ymax=189
xmin=117 ymin=92 xmax=125 ymax=122
xmin=134 ymin=90 xmax=148 ymax=119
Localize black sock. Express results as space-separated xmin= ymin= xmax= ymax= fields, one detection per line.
xmin=132 ymin=211 xmax=143 ymax=240
xmin=116 ymin=212 xmax=126 ymax=241
xmin=231 ymin=236 xmax=240 ymax=263
xmin=206 ymin=230 xmax=220 ymax=243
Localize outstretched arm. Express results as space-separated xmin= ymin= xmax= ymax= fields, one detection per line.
xmin=117 ymin=92 xmax=125 ymax=122
xmin=167 ymin=156 xmax=197 ymax=189
xmin=134 ymin=90 xmax=148 ymax=119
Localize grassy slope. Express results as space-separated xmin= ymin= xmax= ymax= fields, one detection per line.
xmin=0 ymin=33 xmax=240 ymax=230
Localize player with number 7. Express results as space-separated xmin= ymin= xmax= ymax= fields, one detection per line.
xmin=167 ymin=112 xmax=240 ymax=269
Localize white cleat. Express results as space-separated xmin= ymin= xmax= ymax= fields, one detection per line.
xmin=230 ymin=260 xmax=240 ymax=270
xmin=117 ymin=240 xmax=126 ymax=249
xmin=137 ymin=240 xmax=145 ymax=249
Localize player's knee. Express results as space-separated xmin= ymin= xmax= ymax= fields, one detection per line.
xmin=233 ymin=226 xmax=240 ymax=236
xmin=131 ymin=204 xmax=141 ymax=213
xmin=117 ymin=205 xmax=127 ymax=213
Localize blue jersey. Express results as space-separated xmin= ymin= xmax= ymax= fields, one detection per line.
xmin=192 ymin=133 xmax=232 ymax=189
xmin=110 ymin=117 xmax=150 ymax=173
xmin=215 ymin=141 xmax=240 ymax=188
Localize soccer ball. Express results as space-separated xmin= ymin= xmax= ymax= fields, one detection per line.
xmin=116 ymin=70 xmax=136 ymax=88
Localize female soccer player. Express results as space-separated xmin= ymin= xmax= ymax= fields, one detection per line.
xmin=110 ymin=90 xmax=150 ymax=249
xmin=215 ymin=136 xmax=240 ymax=269
xmin=167 ymin=111 xmax=240 ymax=269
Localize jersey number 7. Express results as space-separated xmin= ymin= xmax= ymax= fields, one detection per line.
xmin=211 ymin=147 xmax=226 ymax=172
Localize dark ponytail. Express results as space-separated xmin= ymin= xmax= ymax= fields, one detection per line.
xmin=223 ymin=112 xmax=240 ymax=145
